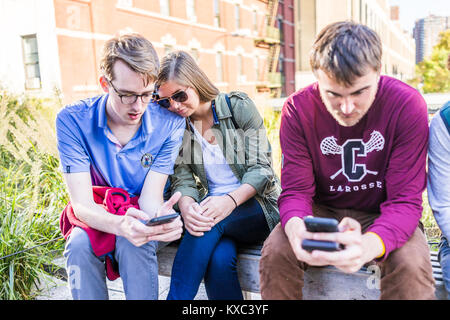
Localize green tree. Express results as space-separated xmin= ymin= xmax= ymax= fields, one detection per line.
xmin=409 ymin=30 xmax=450 ymax=93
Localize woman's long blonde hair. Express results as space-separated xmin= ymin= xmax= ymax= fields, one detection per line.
xmin=156 ymin=51 xmax=219 ymax=103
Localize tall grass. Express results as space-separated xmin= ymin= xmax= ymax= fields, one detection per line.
xmin=262 ymin=107 xmax=282 ymax=177
xmin=0 ymin=91 xmax=68 ymax=299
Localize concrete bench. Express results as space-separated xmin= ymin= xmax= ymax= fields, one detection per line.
xmin=157 ymin=242 xmax=447 ymax=300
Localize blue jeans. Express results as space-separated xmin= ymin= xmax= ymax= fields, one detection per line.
xmin=63 ymin=227 xmax=159 ymax=300
xmin=439 ymin=236 xmax=450 ymax=299
xmin=167 ymin=197 xmax=270 ymax=300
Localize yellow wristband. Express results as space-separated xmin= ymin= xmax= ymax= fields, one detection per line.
xmin=366 ymin=232 xmax=386 ymax=259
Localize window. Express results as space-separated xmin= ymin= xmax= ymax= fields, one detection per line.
xmin=235 ymin=5 xmax=240 ymax=30
xmin=277 ymin=18 xmax=284 ymax=43
xmin=253 ymin=10 xmax=258 ymax=34
xmin=392 ymin=65 xmax=398 ymax=76
xmin=186 ymin=0 xmax=196 ymax=21
xmin=216 ymin=52 xmax=223 ymax=82
xmin=213 ymin=0 xmax=220 ymax=27
xmin=190 ymin=48 xmax=199 ymax=62
xmin=359 ymin=0 xmax=363 ymax=23
xmin=254 ymin=56 xmax=259 ymax=81
xmin=164 ymin=45 xmax=173 ymax=55
xmin=237 ymin=54 xmax=243 ymax=81
xmin=365 ymin=3 xmax=368 ymax=24
xmin=21 ymin=34 xmax=41 ymax=90
xmin=278 ymin=54 xmax=284 ymax=75
xmin=160 ymin=0 xmax=170 ymax=16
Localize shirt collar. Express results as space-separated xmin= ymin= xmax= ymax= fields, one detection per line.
xmin=97 ymin=94 xmax=109 ymax=129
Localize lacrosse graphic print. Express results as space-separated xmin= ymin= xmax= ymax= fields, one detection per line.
xmin=320 ymin=131 xmax=385 ymax=182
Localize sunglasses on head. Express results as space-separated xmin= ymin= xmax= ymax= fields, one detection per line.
xmin=152 ymin=89 xmax=189 ymax=108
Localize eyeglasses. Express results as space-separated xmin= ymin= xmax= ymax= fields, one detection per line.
xmin=152 ymin=89 xmax=189 ymax=108
xmin=108 ymin=80 xmax=153 ymax=105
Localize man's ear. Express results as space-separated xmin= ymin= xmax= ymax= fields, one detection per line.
xmin=99 ymin=76 xmax=110 ymax=93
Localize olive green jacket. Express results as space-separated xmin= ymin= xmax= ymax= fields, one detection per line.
xmin=170 ymin=91 xmax=280 ymax=231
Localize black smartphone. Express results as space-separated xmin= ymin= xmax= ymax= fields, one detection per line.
xmin=146 ymin=212 xmax=179 ymax=226
xmin=304 ymin=216 xmax=339 ymax=233
xmin=302 ymin=216 xmax=342 ymax=252
xmin=301 ymin=239 xmax=343 ymax=252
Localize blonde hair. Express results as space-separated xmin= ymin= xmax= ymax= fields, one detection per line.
xmin=100 ymin=33 xmax=159 ymax=86
xmin=156 ymin=51 xmax=219 ymax=103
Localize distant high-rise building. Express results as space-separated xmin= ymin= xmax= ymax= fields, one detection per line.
xmin=414 ymin=15 xmax=450 ymax=64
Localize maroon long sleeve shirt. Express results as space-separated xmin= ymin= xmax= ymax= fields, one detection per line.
xmin=278 ymin=76 xmax=429 ymax=259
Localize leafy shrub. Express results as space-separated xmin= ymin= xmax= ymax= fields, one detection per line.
xmin=0 ymin=91 xmax=67 ymax=299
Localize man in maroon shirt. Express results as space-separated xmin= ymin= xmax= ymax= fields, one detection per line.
xmin=259 ymin=21 xmax=435 ymax=299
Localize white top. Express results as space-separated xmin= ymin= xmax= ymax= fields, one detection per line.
xmin=190 ymin=121 xmax=241 ymax=196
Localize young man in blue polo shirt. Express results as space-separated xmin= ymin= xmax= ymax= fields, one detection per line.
xmin=56 ymin=33 xmax=186 ymax=300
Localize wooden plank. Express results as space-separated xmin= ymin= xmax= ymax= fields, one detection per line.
xmin=303 ymin=266 xmax=380 ymax=300
xmin=155 ymin=242 xmax=447 ymax=300
xmin=157 ymin=245 xmax=177 ymax=277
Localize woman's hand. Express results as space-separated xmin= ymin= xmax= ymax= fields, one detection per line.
xmin=200 ymin=195 xmax=236 ymax=225
xmin=179 ymin=196 xmax=214 ymax=237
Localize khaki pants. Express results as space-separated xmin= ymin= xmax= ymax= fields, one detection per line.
xmin=259 ymin=204 xmax=436 ymax=300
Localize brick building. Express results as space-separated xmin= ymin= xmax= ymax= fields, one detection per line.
xmin=276 ymin=0 xmax=296 ymax=96
xmin=0 ymin=0 xmax=281 ymax=105
xmin=0 ymin=0 xmax=418 ymax=104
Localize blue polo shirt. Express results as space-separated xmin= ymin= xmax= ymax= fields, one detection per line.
xmin=56 ymin=94 xmax=186 ymax=197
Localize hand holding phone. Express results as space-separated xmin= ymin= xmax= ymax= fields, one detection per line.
xmin=301 ymin=216 xmax=343 ymax=252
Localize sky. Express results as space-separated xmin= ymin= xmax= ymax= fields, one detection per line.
xmin=388 ymin=0 xmax=450 ymax=33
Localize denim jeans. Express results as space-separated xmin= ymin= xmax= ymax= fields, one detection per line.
xmin=167 ymin=197 xmax=270 ymax=300
xmin=439 ymin=236 xmax=450 ymax=299
xmin=63 ymin=227 xmax=159 ymax=300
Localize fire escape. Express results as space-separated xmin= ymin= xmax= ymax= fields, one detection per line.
xmin=255 ymin=0 xmax=281 ymax=98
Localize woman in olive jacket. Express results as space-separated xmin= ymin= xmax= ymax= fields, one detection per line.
xmin=153 ymin=51 xmax=280 ymax=300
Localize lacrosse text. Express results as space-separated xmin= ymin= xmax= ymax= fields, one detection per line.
xmin=329 ymin=180 xmax=383 ymax=193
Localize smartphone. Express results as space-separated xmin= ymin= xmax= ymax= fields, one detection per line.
xmin=302 ymin=216 xmax=342 ymax=252
xmin=146 ymin=212 xmax=179 ymax=226
xmin=304 ymin=216 xmax=339 ymax=233
xmin=302 ymin=239 xmax=343 ymax=252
